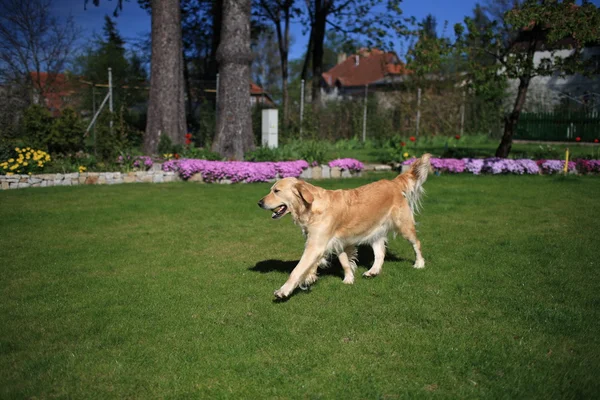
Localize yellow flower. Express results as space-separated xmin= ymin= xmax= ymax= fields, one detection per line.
xmin=28 ymin=172 xmax=32 ymax=175
xmin=8 ymin=158 xmax=14 ymax=163
xmin=78 ymin=166 xmax=87 ymax=173
xmin=38 ymin=162 xmax=43 ymax=167
xmin=23 ymin=162 xmax=28 ymax=166
xmin=403 ymin=152 xmax=409 ymax=158
xmin=10 ymin=165 xmax=17 ymax=170
xmin=15 ymin=147 xmax=20 ymax=152
xmin=6 ymin=172 xmax=13 ymax=176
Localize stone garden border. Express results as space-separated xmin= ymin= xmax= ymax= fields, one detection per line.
xmin=0 ymin=163 xmax=362 ymax=190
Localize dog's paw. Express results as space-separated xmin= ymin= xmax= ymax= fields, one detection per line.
xmin=274 ymin=284 xmax=293 ymax=299
xmin=413 ymin=259 xmax=425 ymax=269
xmin=302 ymin=273 xmax=318 ymax=288
xmin=362 ymin=270 xmax=380 ymax=278
xmin=342 ymin=275 xmax=354 ymax=285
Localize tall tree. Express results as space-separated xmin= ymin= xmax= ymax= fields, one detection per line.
xmin=211 ymin=0 xmax=254 ymax=159
xmin=143 ymin=0 xmax=187 ymax=153
xmin=456 ymin=0 xmax=600 ymax=157
xmin=254 ymin=0 xmax=299 ymax=127
xmin=0 ymin=0 xmax=79 ymax=102
xmin=86 ymin=0 xmax=187 ymax=154
xmin=421 ymin=14 xmax=438 ymax=39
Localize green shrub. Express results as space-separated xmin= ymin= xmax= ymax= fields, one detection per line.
xmin=47 ymin=108 xmax=85 ymax=155
xmin=20 ymin=105 xmax=54 ymax=149
xmin=181 ymin=146 xmax=222 ymax=161
xmin=158 ymin=134 xmax=173 ymax=155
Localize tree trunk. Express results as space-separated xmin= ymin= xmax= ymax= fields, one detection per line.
xmin=311 ymin=1 xmax=327 ymax=109
xmin=208 ymin=0 xmax=223 ymax=78
xmin=144 ymin=0 xmax=186 ymax=154
xmin=301 ymin=27 xmax=313 ymax=82
xmin=211 ymin=0 xmax=254 ymax=160
xmin=274 ymin=9 xmax=290 ymax=127
xmin=495 ymin=77 xmax=530 ymax=158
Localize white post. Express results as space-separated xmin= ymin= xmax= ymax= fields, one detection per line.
xmin=261 ymin=109 xmax=278 ymax=148
xmin=416 ymin=87 xmax=421 ymax=137
xmin=300 ymin=79 xmax=305 ymax=138
xmin=362 ymin=84 xmax=368 ymax=142
xmin=460 ymin=91 xmax=465 ymax=136
xmin=108 ymin=67 xmax=113 ymax=134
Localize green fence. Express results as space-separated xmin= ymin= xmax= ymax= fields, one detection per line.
xmin=515 ymin=111 xmax=600 ymax=142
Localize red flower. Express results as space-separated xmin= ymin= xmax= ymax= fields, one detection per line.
xmin=595 ymin=138 xmax=599 ymax=143
xmin=174 ymin=153 xmax=180 ymax=159
xmin=409 ymin=136 xmax=416 ymax=142
xmin=185 ymin=133 xmax=192 ymax=139
xmin=455 ymin=135 xmax=461 ymax=140
xmin=400 ymin=141 xmax=406 ymax=147
xmin=575 ymin=137 xmax=581 ymax=142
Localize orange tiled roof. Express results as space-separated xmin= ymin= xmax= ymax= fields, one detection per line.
xmin=322 ymin=48 xmax=410 ymax=88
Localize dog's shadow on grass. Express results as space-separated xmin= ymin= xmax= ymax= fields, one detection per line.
xmin=250 ymin=246 xmax=409 ymax=279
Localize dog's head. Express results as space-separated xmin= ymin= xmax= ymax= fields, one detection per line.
xmin=257 ymin=177 xmax=314 ymax=220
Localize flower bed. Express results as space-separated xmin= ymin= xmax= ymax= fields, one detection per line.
xmin=402 ymin=157 xmax=598 ymax=175
xmin=162 ymin=158 xmax=364 ymax=183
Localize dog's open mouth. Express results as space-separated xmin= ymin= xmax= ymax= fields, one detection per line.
xmin=272 ymin=205 xmax=288 ymax=219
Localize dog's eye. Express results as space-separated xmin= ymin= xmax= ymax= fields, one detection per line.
xmin=273 ymin=189 xmax=280 ymax=193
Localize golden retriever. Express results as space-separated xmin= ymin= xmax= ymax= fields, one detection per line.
xmin=258 ymin=154 xmax=431 ymax=299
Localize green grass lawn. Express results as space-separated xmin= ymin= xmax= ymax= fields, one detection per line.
xmin=1 ymin=175 xmax=600 ymax=398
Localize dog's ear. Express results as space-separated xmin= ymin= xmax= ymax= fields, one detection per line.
xmin=294 ymin=181 xmax=314 ymax=205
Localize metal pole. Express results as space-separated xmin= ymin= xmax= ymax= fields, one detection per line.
xmin=362 ymin=84 xmax=368 ymax=142
xmin=108 ymin=67 xmax=113 ymax=134
xmin=416 ymin=87 xmax=421 ymax=137
xmin=92 ymin=85 xmax=97 ymax=157
xmin=300 ymin=79 xmax=305 ymax=138
xmin=460 ymin=91 xmax=465 ymax=136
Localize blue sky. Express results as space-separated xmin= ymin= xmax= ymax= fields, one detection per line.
xmin=54 ymin=0 xmax=600 ymax=61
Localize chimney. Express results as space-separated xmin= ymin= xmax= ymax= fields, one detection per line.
xmin=337 ymin=52 xmax=347 ymax=65
xmin=355 ymin=55 xmax=359 ymax=66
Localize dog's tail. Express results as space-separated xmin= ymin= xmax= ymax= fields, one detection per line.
xmin=396 ymin=153 xmax=431 ymax=214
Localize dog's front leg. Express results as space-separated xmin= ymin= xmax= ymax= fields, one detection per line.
xmin=274 ymin=239 xmax=327 ymax=299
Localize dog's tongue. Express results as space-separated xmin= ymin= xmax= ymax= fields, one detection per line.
xmin=271 ymin=205 xmax=287 ymax=219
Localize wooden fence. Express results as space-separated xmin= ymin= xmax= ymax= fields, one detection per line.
xmin=515 ymin=111 xmax=600 ymax=141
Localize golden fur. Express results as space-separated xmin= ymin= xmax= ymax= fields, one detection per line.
xmin=258 ymin=154 xmax=431 ymax=299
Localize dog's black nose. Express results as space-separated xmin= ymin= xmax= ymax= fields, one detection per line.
xmin=257 ymin=199 xmax=264 ymax=208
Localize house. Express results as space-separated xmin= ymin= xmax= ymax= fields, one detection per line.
xmin=29 ymin=72 xmax=80 ymax=116
xmin=250 ymin=82 xmax=275 ymax=107
xmin=505 ymin=7 xmax=600 ymax=113
xmin=320 ymin=48 xmax=411 ymax=100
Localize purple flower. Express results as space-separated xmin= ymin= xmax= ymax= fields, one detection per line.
xmin=163 ymin=159 xmax=309 ymax=182
xmin=328 ymin=158 xmax=364 ymax=172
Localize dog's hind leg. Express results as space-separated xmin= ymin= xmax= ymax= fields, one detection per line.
xmin=399 ymin=223 xmax=425 ymax=269
xmin=363 ymin=238 xmax=386 ymax=277
xmin=338 ymin=246 xmax=357 ymax=284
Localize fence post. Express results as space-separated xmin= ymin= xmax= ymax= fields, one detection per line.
xmin=92 ymin=85 xmax=97 ymax=157
xmin=460 ymin=91 xmax=465 ymax=135
xmin=300 ymin=79 xmax=305 ymax=138
xmin=416 ymin=87 xmax=421 ymax=137
xmin=108 ymin=67 xmax=113 ymax=135
xmin=362 ymin=84 xmax=368 ymax=142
